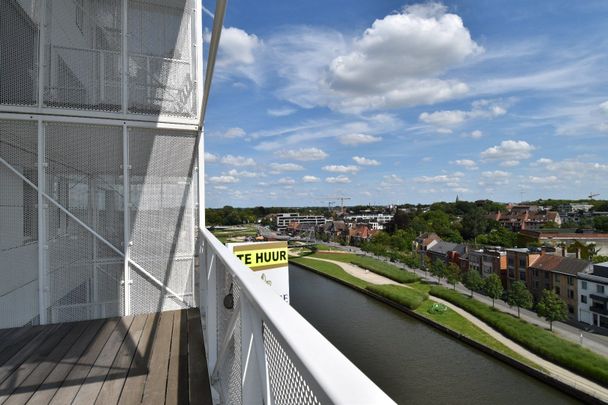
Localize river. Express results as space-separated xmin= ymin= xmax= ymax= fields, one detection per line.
xmin=289 ymin=264 xmax=579 ymax=404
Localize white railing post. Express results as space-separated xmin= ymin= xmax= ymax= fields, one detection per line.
xmin=122 ymin=124 xmax=131 ymax=315
xmin=241 ymin=300 xmax=271 ymax=404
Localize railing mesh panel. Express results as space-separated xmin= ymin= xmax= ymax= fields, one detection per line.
xmin=215 ymin=262 xmax=242 ymax=405
xmin=45 ymin=122 xmax=124 ymax=322
xmin=128 ymin=127 xmax=196 ymax=314
xmin=0 ymin=120 xmax=39 ymax=328
xmin=128 ymin=0 xmax=195 ymax=117
xmin=263 ymin=323 xmax=322 ymax=405
xmin=44 ymin=0 xmax=122 ymax=111
xmin=0 ymin=0 xmax=40 ymax=106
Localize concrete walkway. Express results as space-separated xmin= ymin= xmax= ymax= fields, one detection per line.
xmin=306 ymin=256 xmax=608 ymax=403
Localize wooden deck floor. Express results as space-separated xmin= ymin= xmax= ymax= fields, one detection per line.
xmin=0 ymin=309 xmax=212 ymax=405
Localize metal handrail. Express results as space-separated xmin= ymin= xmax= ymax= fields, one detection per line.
xmin=199 ymin=228 xmax=395 ymax=404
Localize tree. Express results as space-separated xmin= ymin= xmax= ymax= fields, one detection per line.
xmin=476 ymin=227 xmax=517 ymax=248
xmin=423 ymin=255 xmax=432 ymax=277
xmin=483 ymin=274 xmax=503 ymax=308
xmin=463 ymin=270 xmax=483 ymax=298
xmin=431 ymin=260 xmax=446 ymax=283
xmin=461 ymin=208 xmax=489 ymax=240
xmin=507 ymin=281 xmax=533 ymax=318
xmin=594 ymin=216 xmax=608 ymax=232
xmin=537 ymin=289 xmax=568 ymax=331
xmin=446 ymin=263 xmax=462 ymax=289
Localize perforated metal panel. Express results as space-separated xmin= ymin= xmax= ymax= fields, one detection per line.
xmin=128 ymin=0 xmax=195 ymax=117
xmin=128 ymin=127 xmax=196 ymax=314
xmin=45 ymin=122 xmax=124 ymax=322
xmin=0 ymin=0 xmax=40 ymax=106
xmin=44 ymin=0 xmax=122 ymax=111
xmin=264 ymin=324 xmax=322 ymax=405
xmin=0 ymin=120 xmax=39 ymax=328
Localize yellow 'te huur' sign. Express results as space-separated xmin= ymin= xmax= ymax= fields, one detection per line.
xmin=232 ymin=242 xmax=288 ymax=271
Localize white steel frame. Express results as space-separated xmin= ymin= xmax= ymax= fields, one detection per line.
xmin=199 ymin=228 xmax=396 ymax=404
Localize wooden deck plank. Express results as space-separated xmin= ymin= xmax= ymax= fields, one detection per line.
xmin=0 ymin=326 xmax=54 ymax=370
xmin=25 ymin=319 xmax=105 ymax=405
xmin=141 ymin=311 xmax=175 ymax=405
xmin=0 ymin=324 xmax=63 ymax=387
xmin=49 ymin=318 xmax=119 ymax=405
xmin=165 ymin=310 xmax=189 ymax=405
xmin=187 ymin=308 xmax=213 ymax=405
xmin=94 ymin=314 xmax=148 ymax=405
xmin=116 ymin=312 xmax=160 ymax=405
xmin=71 ymin=316 xmax=134 ymax=405
xmin=0 ymin=323 xmax=73 ymax=404
xmin=2 ymin=321 xmax=92 ymax=405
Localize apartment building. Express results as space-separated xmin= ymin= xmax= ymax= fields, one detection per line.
xmin=506 ymin=248 xmax=541 ymax=290
xmin=578 ymin=263 xmax=608 ymax=329
xmin=276 ymin=213 xmax=327 ymax=231
xmin=528 ymin=255 xmax=592 ymax=319
xmin=469 ymin=248 xmax=507 ymax=286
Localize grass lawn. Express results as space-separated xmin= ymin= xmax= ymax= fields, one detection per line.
xmin=311 ymin=252 xmax=420 ymax=284
xmin=290 ymin=257 xmax=370 ymax=289
xmin=416 ymin=300 xmax=543 ymax=370
xmin=366 ymin=284 xmax=427 ymax=310
xmin=313 ymin=243 xmax=335 ymax=251
xmin=430 ymin=286 xmax=608 ymax=386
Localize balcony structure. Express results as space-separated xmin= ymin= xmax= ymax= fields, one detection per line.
xmin=0 ymin=0 xmax=394 ymax=403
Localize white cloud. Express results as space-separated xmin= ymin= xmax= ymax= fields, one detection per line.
xmin=221 ymin=155 xmax=257 ymax=166
xmin=205 ymin=152 xmax=219 ymax=163
xmin=468 ymin=129 xmax=483 ymax=139
xmin=222 ymin=127 xmax=246 ymax=138
xmin=419 ymin=99 xmax=507 ymax=128
xmin=528 ymin=176 xmax=558 ymax=184
xmin=352 ymin=156 xmax=380 ymax=166
xmin=277 ymin=177 xmax=296 ymax=185
xmin=268 ymin=107 xmax=297 ymax=117
xmin=302 ymin=175 xmax=320 ymax=183
xmin=269 ymin=163 xmax=304 ymax=172
xmin=600 ymin=101 xmax=608 ymax=114
xmin=210 ymin=27 xmax=262 ymax=83
xmin=379 ymin=174 xmax=405 ymax=188
xmin=479 ymin=170 xmax=510 ymax=186
xmin=270 ymin=4 xmax=480 ymax=113
xmin=414 ymin=172 xmax=464 ymax=184
xmin=480 ymin=140 xmax=535 ymax=165
xmin=224 ymin=169 xmax=259 ymax=178
xmin=453 ymin=159 xmax=478 ymax=170
xmin=277 ymin=148 xmax=328 ymax=161
xmin=322 ymin=165 xmax=360 ymax=174
xmin=209 ymin=175 xmax=239 ymax=184
xmin=338 ymin=133 xmax=381 ymax=146
xmin=325 ymin=175 xmax=351 ymax=184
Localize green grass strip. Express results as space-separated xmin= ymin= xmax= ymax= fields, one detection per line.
xmin=430 ymin=286 xmax=608 ymax=386
xmin=366 ymin=284 xmax=427 ymax=310
xmin=312 ymin=252 xmax=420 ymax=284
xmin=290 ymin=257 xmax=370 ymax=289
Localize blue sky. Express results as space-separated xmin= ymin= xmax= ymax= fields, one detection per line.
xmin=203 ymin=1 xmax=608 ymax=208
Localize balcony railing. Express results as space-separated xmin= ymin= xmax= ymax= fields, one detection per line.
xmin=199 ymin=228 xmax=395 ymax=404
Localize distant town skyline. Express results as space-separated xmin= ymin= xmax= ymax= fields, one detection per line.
xmin=204 ymin=1 xmax=608 ymax=208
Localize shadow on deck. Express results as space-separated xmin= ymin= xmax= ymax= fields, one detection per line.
xmin=0 ymin=308 xmax=212 ymax=404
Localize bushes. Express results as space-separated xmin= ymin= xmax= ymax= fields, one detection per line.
xmin=367 ymin=284 xmax=427 ymax=310
xmin=429 ymin=286 xmax=608 ymax=386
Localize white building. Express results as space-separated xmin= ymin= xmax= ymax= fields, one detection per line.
xmin=1 ymin=0 xmax=203 ymax=328
xmin=276 ymin=213 xmax=327 ymax=231
xmin=344 ymin=213 xmax=393 ymax=230
xmin=578 ymin=263 xmax=608 ymax=329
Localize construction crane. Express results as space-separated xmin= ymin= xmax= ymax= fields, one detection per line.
xmin=589 ymin=192 xmax=600 ymax=200
xmin=326 ymin=195 xmax=352 ymax=214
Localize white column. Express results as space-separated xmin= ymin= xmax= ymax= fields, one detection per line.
xmin=123 ymin=125 xmax=131 ymax=315
xmin=37 ymin=120 xmax=48 ymax=324
xmin=121 ymin=0 xmax=128 ymax=115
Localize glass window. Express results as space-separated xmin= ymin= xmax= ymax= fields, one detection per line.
xmin=519 ymin=257 xmax=527 ymax=268
xmin=519 ymin=271 xmax=526 ymax=281
xmin=598 ymin=285 xmax=606 ymax=294
xmin=555 ymin=286 xmax=561 ymax=295
xmin=581 ymin=295 xmax=587 ymax=304
xmin=568 ymin=276 xmax=573 ymax=286
xmin=582 ymin=281 xmax=587 ymax=290
xmin=554 ymin=273 xmax=560 ymax=282
xmin=568 ymin=290 xmax=574 ymax=299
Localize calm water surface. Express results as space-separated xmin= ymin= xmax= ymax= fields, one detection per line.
xmin=289 ymin=264 xmax=580 ymax=404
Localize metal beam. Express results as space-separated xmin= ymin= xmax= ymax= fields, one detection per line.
xmin=198 ymin=0 xmax=227 ymax=128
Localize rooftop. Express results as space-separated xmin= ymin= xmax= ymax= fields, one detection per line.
xmin=529 ymin=255 xmax=591 ymax=276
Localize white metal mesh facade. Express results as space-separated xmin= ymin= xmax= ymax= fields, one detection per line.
xmin=0 ymin=0 xmax=202 ymax=328
xmin=0 ymin=120 xmax=39 ymax=327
